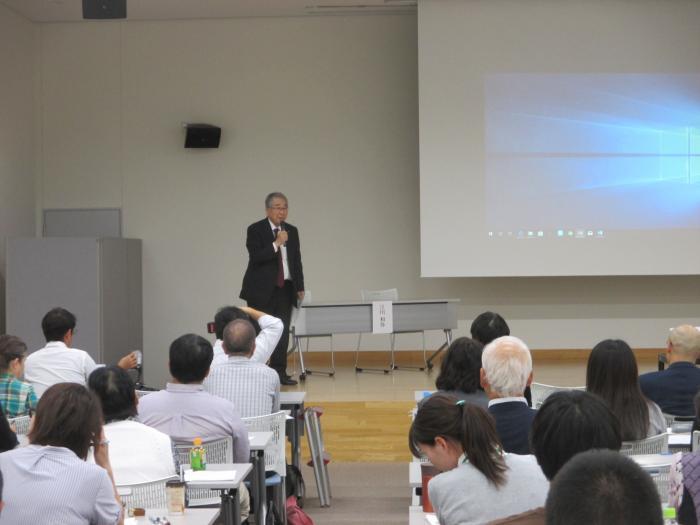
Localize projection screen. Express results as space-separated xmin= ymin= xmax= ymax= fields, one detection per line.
xmin=419 ymin=0 xmax=700 ymax=277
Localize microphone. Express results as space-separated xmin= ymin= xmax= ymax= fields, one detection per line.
xmin=279 ymin=223 xmax=287 ymax=246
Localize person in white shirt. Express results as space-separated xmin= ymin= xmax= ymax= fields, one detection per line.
xmin=88 ymin=365 xmax=176 ymax=486
xmin=25 ymin=307 xmax=138 ymax=398
xmin=211 ymin=306 xmax=283 ymax=368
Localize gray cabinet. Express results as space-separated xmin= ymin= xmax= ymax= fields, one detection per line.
xmin=6 ymin=238 xmax=142 ymax=366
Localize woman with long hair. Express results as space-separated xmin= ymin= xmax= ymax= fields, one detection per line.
xmin=586 ymin=339 xmax=665 ymax=441
xmin=433 ymin=337 xmax=488 ymax=408
xmin=409 ymin=393 xmax=548 ymax=525
xmin=0 ymin=383 xmax=123 ymax=524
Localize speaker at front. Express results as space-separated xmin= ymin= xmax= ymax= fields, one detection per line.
xmin=184 ymin=124 xmax=222 ymax=149
xmin=82 ymin=0 xmax=126 ymax=19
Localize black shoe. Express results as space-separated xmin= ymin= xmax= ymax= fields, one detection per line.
xmin=280 ymin=375 xmax=298 ymax=386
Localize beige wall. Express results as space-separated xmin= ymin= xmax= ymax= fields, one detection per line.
xmin=0 ymin=5 xmax=36 ymax=333
xmin=34 ymin=15 xmax=699 ymax=387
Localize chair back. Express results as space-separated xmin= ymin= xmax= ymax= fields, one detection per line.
xmin=693 ymin=430 xmax=700 ymax=452
xmin=8 ymin=415 xmax=31 ymax=436
xmin=361 ymin=288 xmax=398 ymax=302
xmin=118 ymin=476 xmax=179 ymax=509
xmin=173 ymin=436 xmax=234 ymax=506
xmin=620 ymin=433 xmax=669 ymax=455
xmin=530 ymin=383 xmax=585 ymax=409
xmin=242 ymin=411 xmax=287 ymax=477
xmin=648 ymin=465 xmax=671 ymax=502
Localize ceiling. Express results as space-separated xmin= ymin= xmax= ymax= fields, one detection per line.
xmin=0 ymin=0 xmax=417 ymax=23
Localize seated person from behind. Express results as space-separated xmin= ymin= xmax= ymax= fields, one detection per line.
xmin=137 ymin=333 xmax=249 ymax=462
xmin=0 ymin=404 xmax=18 ymax=453
xmin=431 ymin=337 xmax=488 ymax=409
xmin=586 ymin=339 xmax=666 ymax=441
xmin=25 ymin=307 xmax=138 ymax=398
xmin=204 ymin=319 xmax=280 ymax=418
xmin=490 ymin=390 xmax=622 ymax=525
xmin=481 ymin=336 xmax=536 ymax=454
xmin=668 ymin=391 xmax=700 ymax=525
xmin=89 ymin=366 xmax=176 ymax=485
xmin=410 ymin=393 xmax=548 ymax=525
xmin=471 ymin=311 xmax=532 ymax=407
xmin=0 ymin=383 xmax=123 ymax=525
xmin=0 ymin=335 xmax=37 ymax=417
xmin=211 ymin=305 xmax=283 ymax=368
xmin=545 ymin=449 xmax=663 ymax=525
xmin=639 ymin=324 xmax=700 ymax=416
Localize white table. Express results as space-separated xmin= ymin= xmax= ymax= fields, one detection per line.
xmin=630 ymin=454 xmax=674 ymax=470
xmin=280 ymin=391 xmax=306 ymax=471
xmin=128 ymin=508 xmax=219 ymax=525
xmin=182 ymin=463 xmax=252 ymax=525
xmin=249 ymin=431 xmax=273 ymax=525
xmin=291 ymin=299 xmax=459 ymax=378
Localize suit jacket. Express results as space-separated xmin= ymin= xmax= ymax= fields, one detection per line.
xmin=488 ymin=401 xmax=537 ymax=455
xmin=240 ymin=218 xmax=304 ymax=307
xmin=639 ymin=361 xmax=700 ymax=416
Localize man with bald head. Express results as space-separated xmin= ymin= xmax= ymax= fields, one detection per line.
xmin=480 ymin=335 xmax=536 ymax=454
xmin=204 ymin=319 xmax=280 ymax=418
xmin=639 ymin=325 xmax=700 ymax=416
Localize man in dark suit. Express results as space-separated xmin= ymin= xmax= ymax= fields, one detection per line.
xmin=240 ymin=192 xmax=304 ymax=385
xmin=480 ymin=335 xmax=536 ymax=454
xmin=639 ymin=325 xmax=700 ymax=416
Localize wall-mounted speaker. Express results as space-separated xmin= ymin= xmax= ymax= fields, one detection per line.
xmin=82 ymin=0 xmax=126 ymax=19
xmin=184 ymin=124 xmax=222 ymax=149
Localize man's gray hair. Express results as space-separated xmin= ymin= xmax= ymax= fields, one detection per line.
xmin=482 ymin=335 xmax=532 ymax=397
xmin=669 ymin=325 xmax=700 ymax=358
xmin=265 ymin=192 xmax=288 ymax=208
xmin=222 ymin=319 xmax=256 ymax=355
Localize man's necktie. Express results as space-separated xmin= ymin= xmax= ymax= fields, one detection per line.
xmin=273 ymin=228 xmax=284 ymax=288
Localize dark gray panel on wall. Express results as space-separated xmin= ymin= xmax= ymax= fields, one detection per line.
xmin=6 ymin=238 xmax=142 ymax=365
xmin=43 ymin=208 xmax=121 ymax=238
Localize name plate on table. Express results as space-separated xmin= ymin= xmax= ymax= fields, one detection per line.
xmin=372 ymin=301 xmax=393 ymax=334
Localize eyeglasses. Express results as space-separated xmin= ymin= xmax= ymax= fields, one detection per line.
xmin=268 ymin=206 xmax=288 ymax=211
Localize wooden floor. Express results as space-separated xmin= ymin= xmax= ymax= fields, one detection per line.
xmin=287 ymin=351 xmax=661 ymax=462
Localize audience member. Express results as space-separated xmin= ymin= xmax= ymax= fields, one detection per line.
xmin=137 ymin=334 xmax=249 ymax=462
xmin=545 ymin=449 xmax=663 ymax=525
xmin=0 ymin=383 xmax=123 ymax=524
xmin=640 ymin=325 xmax=700 ymax=416
xmin=409 ymin=393 xmax=548 ymax=525
xmin=432 ymin=337 xmax=488 ymax=409
xmin=25 ymin=307 xmax=138 ymax=397
xmin=669 ymin=391 xmax=700 ymax=525
xmin=211 ymin=305 xmax=283 ymax=367
xmin=89 ymin=366 xmax=176 ymax=485
xmin=0 ymin=335 xmax=37 ymax=417
xmin=481 ymin=336 xmax=536 ymax=454
xmin=204 ymin=319 xmax=280 ymax=418
xmin=586 ymin=339 xmax=665 ymax=441
xmin=0 ymin=405 xmax=18 ymax=452
xmin=490 ymin=390 xmax=622 ymax=524
xmin=471 ymin=311 xmax=532 ymax=407
xmin=471 ymin=312 xmax=510 ymax=345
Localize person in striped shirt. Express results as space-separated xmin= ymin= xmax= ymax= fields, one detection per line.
xmin=0 ymin=335 xmax=37 ymax=418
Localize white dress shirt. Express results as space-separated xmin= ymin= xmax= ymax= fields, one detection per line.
xmin=100 ymin=420 xmax=177 ymax=486
xmin=204 ymin=356 xmax=280 ymax=418
xmin=25 ymin=341 xmax=98 ymax=398
xmin=269 ymin=219 xmax=291 ymax=280
xmin=212 ymin=314 xmax=283 ymax=368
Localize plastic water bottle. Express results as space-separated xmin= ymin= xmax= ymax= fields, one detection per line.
xmin=190 ymin=437 xmax=206 ymax=471
xmin=663 ymin=506 xmax=678 ymax=524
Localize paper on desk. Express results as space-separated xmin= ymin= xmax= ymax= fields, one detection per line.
xmin=424 ymin=513 xmax=439 ymax=525
xmin=184 ymin=470 xmax=237 ymax=482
